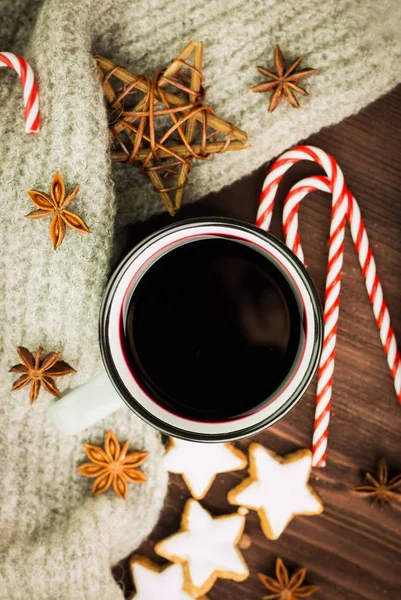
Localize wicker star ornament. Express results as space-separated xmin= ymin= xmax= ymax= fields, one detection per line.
xmin=96 ymin=41 xmax=248 ymax=215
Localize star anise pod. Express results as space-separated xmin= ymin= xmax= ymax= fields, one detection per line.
xmin=77 ymin=429 xmax=149 ymax=500
xmin=26 ymin=172 xmax=90 ymax=250
xmin=258 ymin=558 xmax=318 ymax=600
xmin=10 ymin=345 xmax=76 ymax=404
xmin=352 ymin=457 xmax=401 ymax=507
xmin=251 ymin=44 xmax=316 ymax=113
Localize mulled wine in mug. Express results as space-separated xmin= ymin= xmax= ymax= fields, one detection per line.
xmin=49 ymin=218 xmax=323 ymax=441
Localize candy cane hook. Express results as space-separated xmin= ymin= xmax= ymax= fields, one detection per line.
xmin=0 ymin=52 xmax=40 ymax=133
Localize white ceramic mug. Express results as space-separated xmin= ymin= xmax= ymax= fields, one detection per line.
xmin=49 ymin=218 xmax=323 ymax=441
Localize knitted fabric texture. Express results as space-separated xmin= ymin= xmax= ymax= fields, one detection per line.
xmin=0 ymin=0 xmax=400 ymax=598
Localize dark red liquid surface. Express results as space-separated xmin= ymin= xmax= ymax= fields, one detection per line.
xmin=122 ymin=238 xmax=303 ymax=421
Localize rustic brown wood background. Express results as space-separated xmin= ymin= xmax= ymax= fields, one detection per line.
xmin=115 ymin=84 xmax=401 ymax=600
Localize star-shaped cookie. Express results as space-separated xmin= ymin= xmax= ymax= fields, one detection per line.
xmin=130 ymin=557 xmax=194 ymax=600
xmin=227 ymin=443 xmax=323 ymax=540
xmin=163 ymin=437 xmax=247 ymax=499
xmin=155 ymin=499 xmax=249 ymax=597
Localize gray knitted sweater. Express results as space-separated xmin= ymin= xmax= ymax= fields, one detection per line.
xmin=0 ymin=0 xmax=400 ymax=598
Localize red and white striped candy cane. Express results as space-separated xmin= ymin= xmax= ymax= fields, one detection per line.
xmin=283 ymin=173 xmax=401 ymax=465
xmin=0 ymin=52 xmax=40 ymax=133
xmin=347 ymin=190 xmax=401 ymax=399
xmin=258 ymin=146 xmax=348 ymax=467
xmin=257 ymin=145 xmax=401 ymax=467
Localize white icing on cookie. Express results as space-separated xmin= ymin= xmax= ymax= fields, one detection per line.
xmin=228 ymin=443 xmax=323 ymax=540
xmin=131 ymin=561 xmax=193 ymax=600
xmin=163 ymin=437 xmax=247 ymax=499
xmin=155 ymin=499 xmax=249 ymax=596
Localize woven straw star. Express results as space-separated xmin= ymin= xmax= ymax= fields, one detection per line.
xmin=96 ymin=41 xmax=248 ymax=215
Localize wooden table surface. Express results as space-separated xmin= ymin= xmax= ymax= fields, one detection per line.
xmin=115 ymin=84 xmax=401 ymax=600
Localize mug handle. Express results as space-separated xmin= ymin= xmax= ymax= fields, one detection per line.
xmin=48 ymin=370 xmax=125 ymax=435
